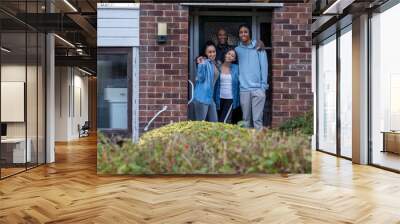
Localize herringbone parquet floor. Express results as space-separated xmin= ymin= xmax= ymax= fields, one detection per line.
xmin=1 ymin=135 xmax=400 ymax=224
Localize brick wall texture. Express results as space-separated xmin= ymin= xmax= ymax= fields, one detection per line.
xmin=139 ymin=3 xmax=189 ymax=131
xmin=139 ymin=3 xmax=312 ymax=132
xmin=271 ymin=3 xmax=313 ymax=126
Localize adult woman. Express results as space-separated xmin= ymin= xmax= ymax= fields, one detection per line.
xmin=235 ymin=24 xmax=268 ymax=129
xmin=193 ymin=42 xmax=220 ymax=122
xmin=214 ymin=49 xmax=240 ymax=123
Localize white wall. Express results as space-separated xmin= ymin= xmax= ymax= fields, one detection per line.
xmin=71 ymin=73 xmax=89 ymax=138
xmin=55 ymin=67 xmax=89 ymax=141
xmin=1 ymin=65 xmax=36 ymax=138
xmin=1 ymin=63 xmax=46 ymax=164
xmin=1 ymin=65 xmax=26 ymax=139
xmin=55 ymin=66 xmax=69 ymax=141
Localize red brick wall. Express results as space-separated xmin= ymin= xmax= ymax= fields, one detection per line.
xmin=271 ymin=3 xmax=313 ymax=126
xmin=139 ymin=3 xmax=312 ymax=131
xmin=139 ymin=3 xmax=189 ymax=132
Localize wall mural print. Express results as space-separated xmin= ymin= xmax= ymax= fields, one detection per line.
xmin=97 ymin=2 xmax=313 ymax=175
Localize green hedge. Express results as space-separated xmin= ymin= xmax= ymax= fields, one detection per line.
xmin=98 ymin=121 xmax=311 ymax=175
xmin=279 ymin=111 xmax=313 ymax=135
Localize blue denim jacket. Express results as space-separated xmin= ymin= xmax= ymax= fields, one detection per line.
xmin=214 ymin=63 xmax=240 ymax=110
xmin=193 ymin=59 xmax=215 ymax=105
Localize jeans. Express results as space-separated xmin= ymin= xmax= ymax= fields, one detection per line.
xmin=240 ymin=89 xmax=266 ymax=129
xmin=193 ymin=100 xmax=218 ymax=122
xmin=218 ymin=98 xmax=233 ymax=123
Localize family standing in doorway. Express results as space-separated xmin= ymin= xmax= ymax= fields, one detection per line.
xmin=193 ymin=24 xmax=269 ymax=129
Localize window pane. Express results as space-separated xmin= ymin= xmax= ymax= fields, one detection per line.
xmin=97 ymin=53 xmax=128 ymax=130
xmin=318 ymin=35 xmax=337 ymax=154
xmin=340 ymin=28 xmax=352 ymax=158
xmin=1 ymin=31 xmax=27 ymax=177
xmin=371 ymin=4 xmax=400 ymax=171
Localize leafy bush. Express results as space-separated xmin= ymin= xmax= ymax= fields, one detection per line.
xmin=98 ymin=121 xmax=311 ymax=175
xmin=278 ymin=111 xmax=313 ymax=136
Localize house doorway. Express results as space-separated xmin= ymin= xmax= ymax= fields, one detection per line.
xmin=188 ymin=8 xmax=272 ymax=126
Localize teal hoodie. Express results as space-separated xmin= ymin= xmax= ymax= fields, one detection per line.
xmin=235 ymin=40 xmax=268 ymax=91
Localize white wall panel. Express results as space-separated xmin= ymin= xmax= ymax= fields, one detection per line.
xmin=98 ymin=9 xmax=139 ymax=19
xmin=98 ymin=18 xmax=139 ymax=28
xmin=98 ymin=37 xmax=139 ymax=47
xmin=97 ymin=5 xmax=140 ymax=47
xmin=98 ymin=28 xmax=139 ymax=38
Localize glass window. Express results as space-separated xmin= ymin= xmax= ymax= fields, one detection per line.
xmin=97 ymin=52 xmax=129 ymax=130
xmin=339 ymin=26 xmax=352 ymax=158
xmin=0 ymin=1 xmax=46 ymax=179
xmin=1 ymin=30 xmax=28 ymax=178
xmin=317 ymin=35 xmax=337 ymax=154
xmin=371 ymin=4 xmax=400 ymax=171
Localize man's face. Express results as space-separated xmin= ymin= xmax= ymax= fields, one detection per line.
xmin=217 ymin=29 xmax=228 ymax=45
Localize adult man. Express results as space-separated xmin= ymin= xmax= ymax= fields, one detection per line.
xmin=215 ymin=28 xmax=233 ymax=63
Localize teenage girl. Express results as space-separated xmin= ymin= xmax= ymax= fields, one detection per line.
xmin=193 ymin=42 xmax=220 ymax=122
xmin=214 ymin=49 xmax=240 ymax=123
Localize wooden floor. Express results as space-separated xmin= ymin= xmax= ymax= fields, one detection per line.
xmin=1 ymin=167 xmax=26 ymax=178
xmin=1 ymin=135 xmax=400 ymax=224
xmin=372 ymin=150 xmax=400 ymax=171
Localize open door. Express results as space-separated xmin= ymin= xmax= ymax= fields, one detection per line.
xmin=188 ymin=10 xmax=272 ymax=126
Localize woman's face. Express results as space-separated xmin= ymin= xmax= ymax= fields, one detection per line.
xmin=224 ymin=50 xmax=236 ymax=63
xmin=205 ymin=45 xmax=216 ymax=61
xmin=239 ymin=26 xmax=251 ymax=43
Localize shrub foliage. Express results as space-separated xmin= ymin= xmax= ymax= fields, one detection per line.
xmin=279 ymin=111 xmax=313 ymax=135
xmin=98 ymin=121 xmax=311 ymax=175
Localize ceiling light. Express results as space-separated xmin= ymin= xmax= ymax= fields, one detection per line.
xmin=1 ymin=47 xmax=11 ymax=53
xmin=54 ymin=34 xmax=75 ymax=48
xmin=63 ymin=0 xmax=78 ymax=12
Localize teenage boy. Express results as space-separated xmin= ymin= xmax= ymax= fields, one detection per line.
xmin=235 ymin=24 xmax=268 ymax=129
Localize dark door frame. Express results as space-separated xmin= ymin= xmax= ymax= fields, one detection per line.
xmin=188 ymin=8 xmax=273 ymax=125
xmin=97 ymin=47 xmax=133 ymax=138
